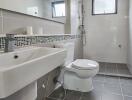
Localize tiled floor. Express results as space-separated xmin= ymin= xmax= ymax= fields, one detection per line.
xmin=46 ymin=75 xmax=132 ymax=100
xmin=99 ymin=62 xmax=132 ymax=77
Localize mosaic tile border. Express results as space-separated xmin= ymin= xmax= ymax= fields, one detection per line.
xmin=0 ymin=34 xmax=81 ymax=50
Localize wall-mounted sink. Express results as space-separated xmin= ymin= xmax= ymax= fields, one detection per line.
xmin=0 ymin=46 xmax=66 ymax=98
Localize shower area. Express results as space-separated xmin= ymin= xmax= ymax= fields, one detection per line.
xmin=80 ymin=0 xmax=132 ymax=78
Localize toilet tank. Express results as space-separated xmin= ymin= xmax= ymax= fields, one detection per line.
xmin=54 ymin=42 xmax=75 ymax=66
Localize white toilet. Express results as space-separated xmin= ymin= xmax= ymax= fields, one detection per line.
xmin=55 ymin=42 xmax=99 ymax=92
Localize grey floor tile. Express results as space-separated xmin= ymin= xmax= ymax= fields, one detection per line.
xmin=122 ymin=84 xmax=132 ymax=96
xmin=93 ymin=75 xmax=105 ymax=82
xmin=120 ymin=77 xmax=132 ymax=85
xmin=64 ymin=90 xmax=81 ymax=100
xmin=46 ymin=74 xmax=132 ymax=100
xmin=124 ymin=96 xmax=132 ymax=100
xmin=103 ymin=83 xmax=121 ymax=95
xmin=93 ymin=81 xmax=104 ymax=92
xmin=81 ymin=91 xmax=101 ymax=100
xmin=104 ymin=76 xmax=120 ymax=84
xmin=106 ymin=63 xmax=117 ymax=74
xmin=102 ymin=93 xmax=123 ymax=100
xmin=48 ymin=87 xmax=65 ymax=100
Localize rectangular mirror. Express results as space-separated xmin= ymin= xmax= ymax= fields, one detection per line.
xmin=0 ymin=0 xmax=65 ymax=23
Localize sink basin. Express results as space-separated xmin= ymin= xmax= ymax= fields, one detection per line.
xmin=0 ymin=46 xmax=66 ymax=98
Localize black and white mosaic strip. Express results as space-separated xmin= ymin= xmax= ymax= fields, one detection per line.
xmin=0 ymin=34 xmax=81 ymax=50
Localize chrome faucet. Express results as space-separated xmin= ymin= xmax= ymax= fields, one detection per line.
xmin=4 ymin=34 xmax=15 ymax=52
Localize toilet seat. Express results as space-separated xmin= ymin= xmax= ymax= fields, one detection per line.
xmin=72 ymin=59 xmax=99 ymax=70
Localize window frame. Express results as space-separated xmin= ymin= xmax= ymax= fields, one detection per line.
xmin=92 ymin=0 xmax=118 ymax=15
xmin=52 ymin=1 xmax=65 ymax=18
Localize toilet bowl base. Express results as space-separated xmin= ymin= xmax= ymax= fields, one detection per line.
xmin=63 ymin=73 xmax=93 ymax=92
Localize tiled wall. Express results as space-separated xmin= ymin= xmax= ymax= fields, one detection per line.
xmin=0 ymin=9 xmax=64 ymax=35
xmin=83 ymin=0 xmax=129 ymax=63
xmin=128 ymin=0 xmax=132 ymax=74
xmin=68 ymin=0 xmax=83 ymax=60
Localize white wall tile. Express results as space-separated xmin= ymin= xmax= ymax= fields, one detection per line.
xmin=128 ymin=0 xmax=132 ymax=73
xmin=83 ymin=0 xmax=129 ymax=63
xmin=0 ymin=17 xmax=3 ymax=34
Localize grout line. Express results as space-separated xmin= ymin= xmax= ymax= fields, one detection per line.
xmin=119 ymin=77 xmax=124 ymax=100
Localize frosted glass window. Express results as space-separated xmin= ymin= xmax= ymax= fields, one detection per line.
xmin=52 ymin=1 xmax=65 ymax=17
xmin=92 ymin=0 xmax=117 ymax=15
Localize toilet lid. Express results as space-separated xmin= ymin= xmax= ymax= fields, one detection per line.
xmin=72 ymin=59 xmax=99 ymax=70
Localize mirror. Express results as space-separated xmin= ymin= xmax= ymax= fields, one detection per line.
xmin=0 ymin=0 xmax=65 ymax=23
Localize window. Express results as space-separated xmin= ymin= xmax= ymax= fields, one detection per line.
xmin=52 ymin=1 xmax=65 ymax=17
xmin=92 ymin=0 xmax=117 ymax=15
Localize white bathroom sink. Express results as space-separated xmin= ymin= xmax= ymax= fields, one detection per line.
xmin=0 ymin=46 xmax=66 ymax=98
